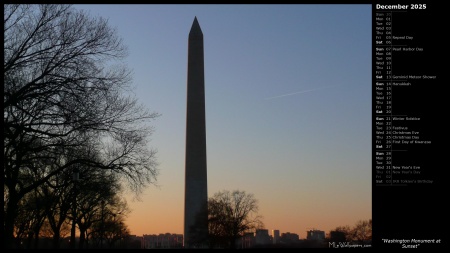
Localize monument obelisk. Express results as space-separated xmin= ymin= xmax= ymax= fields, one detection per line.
xmin=184 ymin=17 xmax=208 ymax=248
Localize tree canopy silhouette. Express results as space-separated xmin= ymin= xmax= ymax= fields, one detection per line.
xmin=4 ymin=4 xmax=159 ymax=248
xmin=207 ymin=190 xmax=264 ymax=249
xmin=329 ymin=219 xmax=372 ymax=244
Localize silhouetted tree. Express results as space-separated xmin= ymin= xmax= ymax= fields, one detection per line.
xmin=351 ymin=219 xmax=372 ymax=243
xmin=85 ymin=194 xmax=130 ymax=249
xmin=40 ymin=177 xmax=72 ymax=249
xmin=328 ymin=219 xmax=372 ymax=244
xmin=13 ymin=191 xmax=48 ymax=249
xmin=207 ymin=190 xmax=264 ymax=249
xmin=75 ymin=169 xmax=126 ymax=249
xmin=329 ymin=225 xmax=352 ymax=242
xmin=10 ymin=153 xmax=129 ymax=249
xmin=4 ymin=4 xmax=159 ymax=248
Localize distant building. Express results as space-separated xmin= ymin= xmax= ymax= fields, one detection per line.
xmin=280 ymin=232 xmax=300 ymax=243
xmin=306 ymin=230 xmax=325 ymax=241
xmin=142 ymin=233 xmax=183 ymax=249
xmin=255 ymin=229 xmax=271 ymax=246
xmin=272 ymin=229 xmax=280 ymax=244
xmin=329 ymin=230 xmax=347 ymax=242
xmin=127 ymin=235 xmax=143 ymax=249
xmin=236 ymin=229 xmax=272 ymax=248
xmin=239 ymin=232 xmax=256 ymax=248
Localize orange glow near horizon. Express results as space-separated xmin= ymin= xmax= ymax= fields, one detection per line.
xmin=123 ymin=174 xmax=371 ymax=239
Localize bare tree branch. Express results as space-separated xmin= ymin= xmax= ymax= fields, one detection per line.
xmin=208 ymin=190 xmax=264 ymax=249
xmin=4 ymin=4 xmax=160 ymax=248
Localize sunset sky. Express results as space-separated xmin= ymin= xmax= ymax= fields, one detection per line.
xmin=73 ymin=4 xmax=372 ymax=239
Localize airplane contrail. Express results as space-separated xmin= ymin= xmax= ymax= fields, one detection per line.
xmin=265 ymin=84 xmax=342 ymax=100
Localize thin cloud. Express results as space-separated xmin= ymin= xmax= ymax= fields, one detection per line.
xmin=265 ymin=84 xmax=342 ymax=100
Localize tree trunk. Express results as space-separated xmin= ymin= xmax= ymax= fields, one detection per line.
xmin=52 ymin=232 xmax=61 ymax=249
xmin=4 ymin=189 xmax=20 ymax=249
xmin=79 ymin=227 xmax=87 ymax=249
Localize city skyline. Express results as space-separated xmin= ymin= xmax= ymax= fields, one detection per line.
xmin=72 ymin=4 xmax=372 ymax=239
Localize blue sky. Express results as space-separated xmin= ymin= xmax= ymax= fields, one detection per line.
xmin=74 ymin=4 xmax=372 ymax=238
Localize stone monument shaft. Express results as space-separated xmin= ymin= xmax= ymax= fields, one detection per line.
xmin=184 ymin=17 xmax=208 ymax=248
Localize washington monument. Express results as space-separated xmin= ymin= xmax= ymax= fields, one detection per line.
xmin=184 ymin=17 xmax=208 ymax=248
